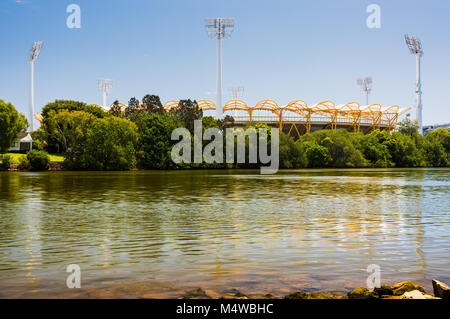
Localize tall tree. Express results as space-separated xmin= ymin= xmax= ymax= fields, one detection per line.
xmin=173 ymin=99 xmax=202 ymax=134
xmin=0 ymin=99 xmax=27 ymax=153
xmin=142 ymin=94 xmax=164 ymax=114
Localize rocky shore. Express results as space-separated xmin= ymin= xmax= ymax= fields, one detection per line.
xmin=178 ymin=279 xmax=450 ymax=300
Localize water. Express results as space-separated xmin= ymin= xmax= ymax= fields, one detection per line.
xmin=0 ymin=169 xmax=449 ymax=298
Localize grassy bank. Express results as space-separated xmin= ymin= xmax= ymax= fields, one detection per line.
xmin=0 ymin=153 xmax=64 ymax=164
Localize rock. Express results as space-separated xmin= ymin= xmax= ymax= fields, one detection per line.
xmin=391 ymin=281 xmax=425 ymax=296
xmin=285 ymin=291 xmax=337 ymax=299
xmin=182 ymin=288 xmax=211 ymax=299
xmin=401 ymin=290 xmax=438 ymax=299
xmin=374 ymin=284 xmax=393 ymax=297
xmin=347 ymin=287 xmax=378 ymax=299
xmin=432 ymin=279 xmax=450 ymax=299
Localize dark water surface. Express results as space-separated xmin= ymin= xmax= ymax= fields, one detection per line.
xmin=0 ymin=169 xmax=449 ymax=298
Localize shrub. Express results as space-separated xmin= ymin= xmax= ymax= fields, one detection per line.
xmin=2 ymin=154 xmax=12 ymax=168
xmin=134 ymin=113 xmax=183 ymax=169
xmin=27 ymin=150 xmax=50 ymax=171
xmin=65 ymin=116 xmax=138 ymax=170
xmin=18 ymin=156 xmax=30 ymax=170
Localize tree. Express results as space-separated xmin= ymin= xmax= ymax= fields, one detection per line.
xmin=279 ymin=132 xmax=307 ymax=168
xmin=172 ymin=99 xmax=202 ymax=134
xmin=110 ymin=100 xmax=123 ymax=117
xmin=303 ymin=140 xmax=331 ymax=168
xmin=142 ymin=94 xmax=164 ymax=114
xmin=125 ymin=97 xmax=141 ymax=119
xmin=42 ymin=100 xmax=107 ymax=119
xmin=360 ymin=130 xmax=394 ymax=167
xmin=46 ymin=110 xmax=97 ymax=152
xmin=40 ymin=100 xmax=108 ymax=152
xmin=397 ymin=117 xmax=419 ymax=137
xmin=303 ymin=130 xmax=366 ymax=168
xmin=0 ymin=99 xmax=27 ymax=152
xmin=65 ymin=116 xmax=138 ymax=170
xmin=134 ymin=113 xmax=183 ymax=169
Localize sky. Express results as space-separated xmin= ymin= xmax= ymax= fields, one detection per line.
xmin=0 ymin=0 xmax=449 ymax=129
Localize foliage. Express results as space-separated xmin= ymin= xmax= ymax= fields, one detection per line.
xmin=27 ymin=150 xmax=50 ymax=171
xmin=142 ymin=94 xmax=164 ymax=114
xmin=110 ymin=100 xmax=123 ymax=117
xmin=303 ymin=140 xmax=331 ymax=168
xmin=41 ymin=100 xmax=108 ymax=152
xmin=171 ymin=99 xmax=202 ymax=134
xmin=302 ymin=130 xmax=366 ymax=168
xmin=2 ymin=154 xmax=12 ymax=168
xmin=0 ymin=99 xmax=28 ymax=153
xmin=279 ymin=133 xmax=307 ymax=168
xmin=17 ymin=155 xmax=30 ymax=170
xmin=65 ymin=116 xmax=138 ymax=170
xmin=133 ymin=113 xmax=183 ymax=169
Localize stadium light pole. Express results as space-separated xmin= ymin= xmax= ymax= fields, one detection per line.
xmin=29 ymin=41 xmax=44 ymax=132
xmin=205 ymin=18 xmax=235 ymax=119
xmin=405 ymin=34 xmax=424 ymax=134
xmin=229 ymin=86 xmax=244 ymax=117
xmin=98 ymin=79 xmax=114 ymax=108
xmin=357 ymin=77 xmax=372 ymax=105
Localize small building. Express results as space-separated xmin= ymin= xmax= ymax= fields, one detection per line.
xmin=9 ymin=132 xmax=33 ymax=153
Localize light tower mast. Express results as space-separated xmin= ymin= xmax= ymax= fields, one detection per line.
xmin=357 ymin=77 xmax=372 ymax=105
xmin=229 ymin=86 xmax=244 ymax=117
xmin=29 ymin=41 xmax=44 ymax=132
xmin=405 ymin=34 xmax=424 ymax=134
xmin=98 ymin=79 xmax=113 ymax=108
xmin=205 ymin=18 xmax=235 ymax=119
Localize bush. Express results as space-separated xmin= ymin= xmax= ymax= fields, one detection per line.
xmin=2 ymin=154 xmax=12 ymax=168
xmin=65 ymin=116 xmax=138 ymax=170
xmin=18 ymin=156 xmax=30 ymax=170
xmin=134 ymin=113 xmax=183 ymax=169
xmin=27 ymin=150 xmax=50 ymax=171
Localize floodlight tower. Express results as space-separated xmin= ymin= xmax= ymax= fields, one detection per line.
xmin=357 ymin=77 xmax=372 ymax=105
xmin=405 ymin=34 xmax=424 ymax=134
xmin=229 ymin=86 xmax=244 ymax=100
xmin=98 ymin=79 xmax=114 ymax=108
xmin=205 ymin=18 xmax=235 ymax=119
xmin=29 ymin=41 xmax=44 ymax=132
xmin=229 ymin=86 xmax=244 ymax=117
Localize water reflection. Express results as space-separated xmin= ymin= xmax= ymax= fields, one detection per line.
xmin=0 ymin=169 xmax=449 ymax=298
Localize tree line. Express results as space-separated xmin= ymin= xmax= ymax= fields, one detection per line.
xmin=1 ymin=97 xmax=449 ymax=170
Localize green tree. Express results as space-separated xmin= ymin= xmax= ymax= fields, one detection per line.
xmin=303 ymin=140 xmax=331 ymax=168
xmin=125 ymin=97 xmax=141 ymax=119
xmin=172 ymin=99 xmax=202 ymax=134
xmin=359 ymin=130 xmax=394 ymax=167
xmin=134 ymin=113 xmax=183 ymax=169
xmin=45 ymin=110 xmax=97 ymax=153
xmin=41 ymin=100 xmax=108 ymax=152
xmin=110 ymin=100 xmax=123 ymax=117
xmin=397 ymin=117 xmax=419 ymax=137
xmin=65 ymin=116 xmax=138 ymax=170
xmin=304 ymin=130 xmax=366 ymax=167
xmin=142 ymin=94 xmax=164 ymax=114
xmin=0 ymin=99 xmax=27 ymax=152
xmin=279 ymin=132 xmax=307 ymax=168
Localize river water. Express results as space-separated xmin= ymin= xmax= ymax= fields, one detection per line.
xmin=0 ymin=169 xmax=449 ymax=298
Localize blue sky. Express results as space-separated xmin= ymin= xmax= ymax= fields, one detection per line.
xmin=1 ymin=0 xmax=449 ymax=128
